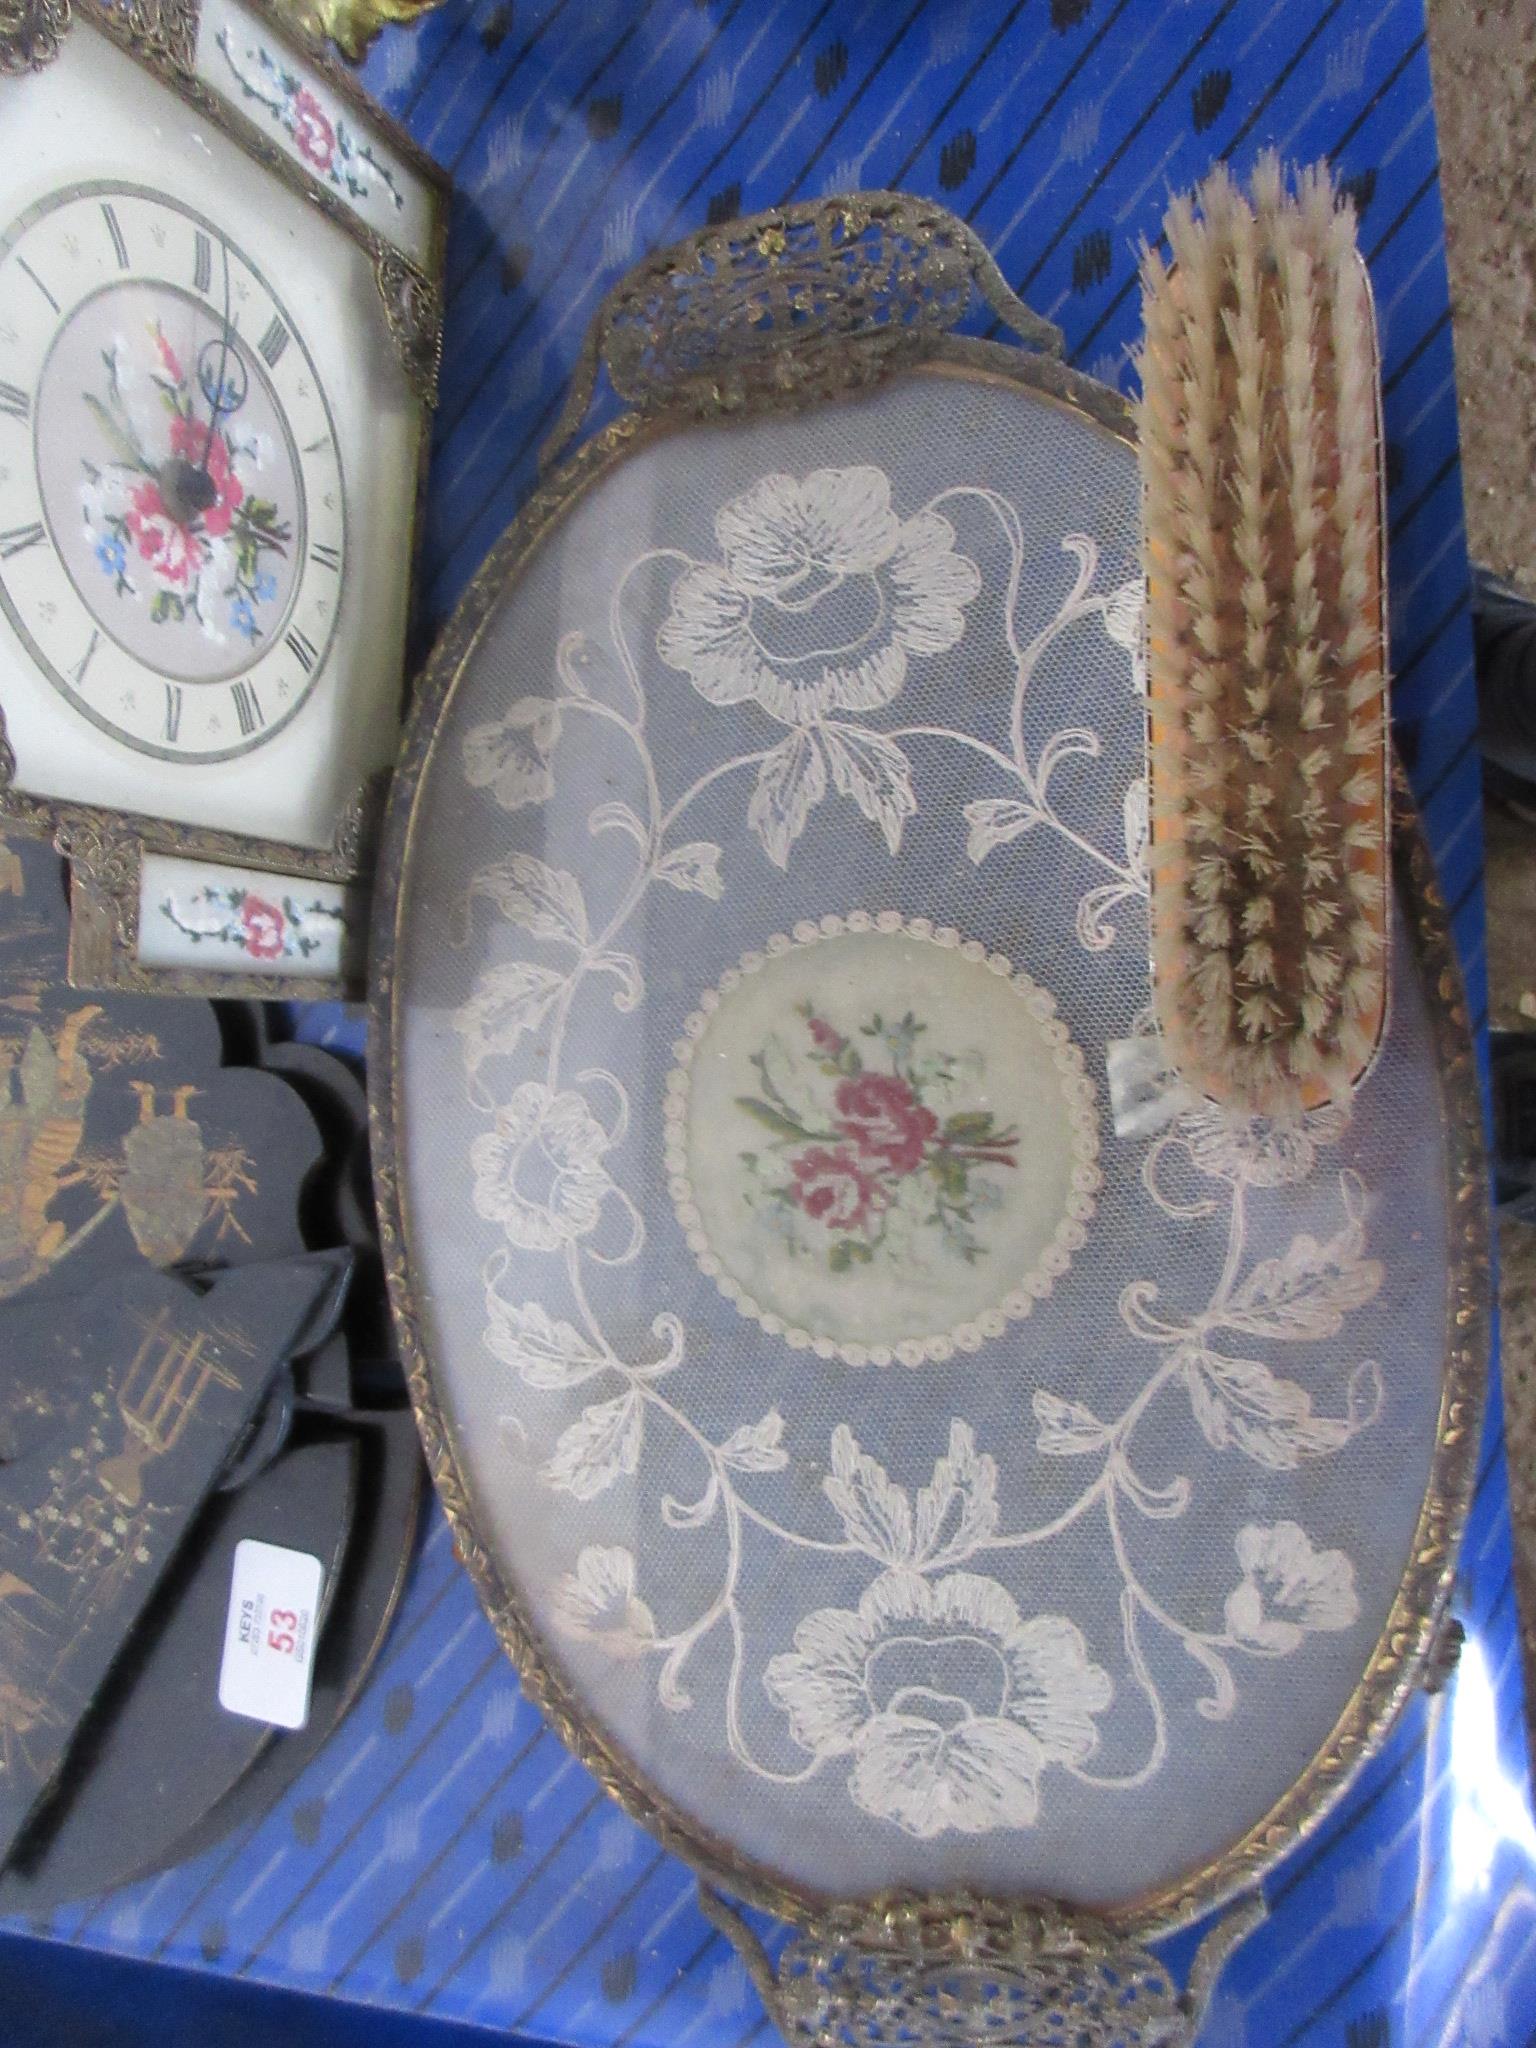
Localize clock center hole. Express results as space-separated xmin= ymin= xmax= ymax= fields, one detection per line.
xmin=157 ymin=456 xmax=220 ymax=527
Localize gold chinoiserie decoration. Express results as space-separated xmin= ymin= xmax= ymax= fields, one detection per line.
xmin=0 ymin=990 xmax=259 ymax=1299
xmin=0 ymin=1007 xmax=104 ymax=1298
xmin=96 ymin=1306 xmax=237 ymax=1509
xmin=121 ymin=1085 xmax=213 ymax=1265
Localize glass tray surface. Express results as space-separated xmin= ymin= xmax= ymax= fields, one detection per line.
xmin=378 ymin=360 xmax=1482 ymax=1922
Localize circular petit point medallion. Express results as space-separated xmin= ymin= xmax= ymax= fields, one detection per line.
xmin=664 ymin=915 xmax=1099 ymax=1365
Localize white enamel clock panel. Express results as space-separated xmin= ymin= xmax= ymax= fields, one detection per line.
xmin=0 ymin=23 xmax=420 ymax=850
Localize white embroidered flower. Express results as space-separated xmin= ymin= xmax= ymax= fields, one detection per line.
xmin=1176 ymin=1099 xmax=1349 ymax=1189
xmin=462 ymin=695 xmax=563 ymax=811
xmin=551 ymin=1545 xmax=657 ymax=1656
xmin=658 ymin=466 xmax=980 ymax=727
xmin=764 ymin=1570 xmax=1110 ymax=1838
xmin=471 ymin=1082 xmax=613 ymax=1251
xmin=1224 ymin=1522 xmax=1359 ymax=1654
xmin=1101 ymin=577 xmax=1146 ymax=692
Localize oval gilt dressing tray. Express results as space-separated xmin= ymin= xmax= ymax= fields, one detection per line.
xmin=370 ymin=196 xmax=1487 ymax=2047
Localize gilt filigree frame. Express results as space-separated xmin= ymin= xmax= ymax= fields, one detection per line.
xmin=368 ymin=196 xmax=1490 ymax=2047
xmin=0 ymin=0 xmax=444 ymax=995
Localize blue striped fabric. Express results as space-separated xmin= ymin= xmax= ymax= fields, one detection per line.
xmin=8 ymin=5 xmax=1534 ymax=2044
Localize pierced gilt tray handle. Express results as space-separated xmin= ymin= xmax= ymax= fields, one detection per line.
xmin=543 ymin=191 xmax=1064 ymax=468
xmin=697 ymin=1884 xmax=1265 ymax=2048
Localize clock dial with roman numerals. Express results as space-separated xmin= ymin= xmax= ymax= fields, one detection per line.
xmin=0 ymin=181 xmax=345 ymax=763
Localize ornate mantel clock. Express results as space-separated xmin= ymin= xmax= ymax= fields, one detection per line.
xmin=0 ymin=0 xmax=445 ymax=995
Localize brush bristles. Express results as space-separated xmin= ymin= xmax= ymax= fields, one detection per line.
xmin=1137 ymin=151 xmax=1389 ymax=1117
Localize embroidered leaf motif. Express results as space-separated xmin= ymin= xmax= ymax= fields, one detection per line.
xmin=943 ymin=1111 xmax=998 ymax=1142
xmin=1035 ymin=727 xmax=1100 ymax=801
xmin=719 ymin=1410 xmax=789 ymax=1472
xmin=1123 ymin=775 xmax=1148 ymax=884
xmin=554 ymin=628 xmax=594 ymax=699
xmin=824 ymin=1424 xmax=913 ymax=1566
xmin=462 ymin=697 xmax=563 ymax=811
xmin=912 ymin=1421 xmax=998 ymax=1568
xmin=594 ymin=950 xmax=645 ymax=1011
xmin=662 ymin=1472 xmax=720 ymax=1530
xmin=819 ymin=724 xmax=917 ymax=856
xmin=1185 ymin=1633 xmax=1236 ymax=1722
xmin=1116 ymin=1463 xmax=1191 ymax=1519
xmin=654 ymin=841 xmax=724 ymax=899
xmin=469 ymin=853 xmax=588 ymax=946
xmin=633 ymin=1312 xmax=687 ymax=1381
xmin=736 ymin=1096 xmax=818 ymax=1143
xmin=1102 ymin=578 xmax=1146 ymax=691
xmin=588 ymin=800 xmax=648 ymax=846
xmin=483 ymin=1289 xmax=608 ymax=1389
xmin=454 ymin=960 xmax=566 ymax=1074
xmin=541 ymin=1390 xmax=642 ymax=1500
xmin=83 ymin=389 xmax=144 ymax=470
xmin=1181 ymin=1347 xmax=1383 ymax=1471
xmin=1216 ymin=1180 xmax=1383 ymax=1341
xmin=963 ymin=796 xmax=1042 ymax=864
xmin=1033 ymin=1390 xmax=1110 ymax=1456
xmin=1076 ymin=878 xmax=1138 ymax=952
xmin=748 ymin=728 xmax=827 ymax=867
xmin=550 ymin=1545 xmax=656 ymax=1656
xmin=821 ymin=1422 xmax=997 ymax=1568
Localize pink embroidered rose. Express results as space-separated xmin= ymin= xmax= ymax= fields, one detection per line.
xmin=291 ymin=88 xmax=337 ymax=173
xmin=241 ymin=896 xmax=286 ymax=960
xmin=806 ymin=1014 xmax=846 ymax=1057
xmin=124 ymin=481 xmax=200 ymax=591
xmin=168 ymin=414 xmax=244 ymax=538
xmin=790 ymin=1147 xmax=887 ymax=1233
xmin=835 ymin=1071 xmax=938 ymax=1175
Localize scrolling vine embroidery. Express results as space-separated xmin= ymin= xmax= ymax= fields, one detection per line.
xmin=455 ymin=462 xmax=1378 ymax=1840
